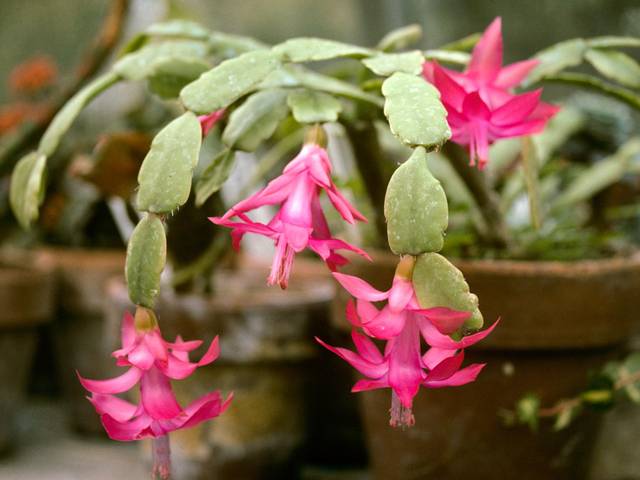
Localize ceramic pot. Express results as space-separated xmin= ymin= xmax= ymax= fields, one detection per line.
xmin=38 ymin=248 xmax=125 ymax=433
xmin=0 ymin=251 xmax=54 ymax=454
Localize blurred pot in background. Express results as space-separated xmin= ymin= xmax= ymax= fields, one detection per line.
xmin=37 ymin=247 xmax=125 ymax=434
xmin=0 ymin=250 xmax=54 ymax=454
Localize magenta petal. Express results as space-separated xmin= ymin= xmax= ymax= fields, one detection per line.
xmin=425 ymin=351 xmax=465 ymax=381
xmin=175 ymin=391 xmax=226 ymax=430
xmin=315 ymin=336 xmax=387 ymax=379
xmin=462 ymin=92 xmax=492 ymax=120
xmin=387 ymin=277 xmax=414 ymax=312
xmin=162 ymin=355 xmax=198 ymax=380
xmin=495 ymin=59 xmax=539 ymax=89
xmin=345 ymin=300 xmax=365 ymax=327
xmin=421 ymin=319 xmax=499 ymax=349
xmin=422 ymin=347 xmax=455 ymax=370
xmin=387 ymin=319 xmax=423 ymax=408
xmin=139 ymin=367 xmax=183 ymax=420
xmin=468 ymin=17 xmax=503 ymax=84
xmin=425 ymin=363 xmax=486 ymax=388
xmin=433 ymin=62 xmax=468 ymax=111
xmin=416 ymin=307 xmax=471 ymax=335
xmin=363 ymin=306 xmax=407 ymax=340
xmin=78 ymin=367 xmax=142 ymax=395
xmin=356 ymin=299 xmax=379 ymax=324
xmin=351 ymin=331 xmax=384 ymax=364
xmin=197 ymin=336 xmax=220 ymax=366
xmin=121 ymin=311 xmax=136 ymax=349
xmin=491 ymin=89 xmax=542 ymax=126
xmin=88 ymin=394 xmax=139 ymax=423
xmin=352 ymin=377 xmax=389 ymax=392
xmin=168 ymin=338 xmax=202 ymax=352
xmin=101 ymin=412 xmax=154 ymax=441
xmin=332 ymin=272 xmax=389 ymax=301
xmin=128 ymin=342 xmax=155 ymax=370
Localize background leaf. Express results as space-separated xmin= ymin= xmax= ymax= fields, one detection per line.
xmin=363 ymin=51 xmax=424 ymax=76
xmin=287 ymin=89 xmax=342 ymax=123
xmin=585 ymin=49 xmax=640 ymax=88
xmin=273 ymin=38 xmax=371 ymax=62
xmin=222 ymin=89 xmax=289 ymax=151
xmin=524 ymin=39 xmax=586 ymax=86
xmin=180 ymin=49 xmax=281 ymax=113
xmin=9 ymin=152 xmax=46 ymax=229
xmin=195 ymin=149 xmax=235 ymax=206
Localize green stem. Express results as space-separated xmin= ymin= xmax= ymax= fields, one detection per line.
xmin=541 ymin=72 xmax=640 ymax=111
xmin=343 ymin=119 xmax=392 ymax=246
xmin=442 ymin=142 xmax=510 ymax=249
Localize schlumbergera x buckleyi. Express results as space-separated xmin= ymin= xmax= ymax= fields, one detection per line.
xmin=318 ymin=147 xmax=497 ymax=427
xmin=20 ymin=9 xmax=630 ymax=475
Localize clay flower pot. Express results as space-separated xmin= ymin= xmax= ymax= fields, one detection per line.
xmin=103 ymin=260 xmax=335 ymax=480
xmin=37 ymin=248 xmax=125 ymax=433
xmin=334 ymin=251 xmax=640 ymax=480
xmin=0 ymin=251 xmax=54 ymax=454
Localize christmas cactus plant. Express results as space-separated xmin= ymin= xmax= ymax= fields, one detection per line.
xmin=8 ymin=13 xmax=640 ymax=478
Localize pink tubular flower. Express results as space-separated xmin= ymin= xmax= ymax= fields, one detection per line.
xmin=78 ymin=310 xmax=232 ymax=442
xmin=198 ymin=109 xmax=225 ymax=136
xmin=318 ymin=256 xmax=498 ymax=427
xmin=423 ymin=17 xmax=559 ymax=169
xmin=211 ymin=132 xmax=369 ymax=289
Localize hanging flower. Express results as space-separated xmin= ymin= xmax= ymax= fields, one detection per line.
xmin=78 ymin=309 xmax=232 ymax=442
xmin=318 ymin=256 xmax=498 ymax=427
xmin=211 ymin=127 xmax=369 ymax=288
xmin=318 ymin=302 xmax=497 ymax=427
xmin=423 ymin=17 xmax=559 ymax=169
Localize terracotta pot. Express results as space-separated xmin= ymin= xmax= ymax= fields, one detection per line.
xmin=0 ymin=251 xmax=55 ymax=454
xmin=37 ymin=248 xmax=125 ymax=433
xmin=333 ymin=251 xmax=640 ymax=480
xmin=104 ymin=261 xmax=335 ymax=480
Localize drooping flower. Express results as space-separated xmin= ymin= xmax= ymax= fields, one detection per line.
xmin=78 ymin=309 xmax=232 ymax=442
xmin=211 ymin=127 xmax=369 ymax=288
xmin=318 ymin=256 xmax=498 ymax=427
xmin=317 ymin=306 xmax=497 ymax=427
xmin=198 ymin=109 xmax=225 ymax=136
xmin=423 ymin=17 xmax=559 ymax=169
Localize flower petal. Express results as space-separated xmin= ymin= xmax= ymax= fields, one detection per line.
xmin=425 ymin=351 xmax=465 ymax=381
xmin=424 ymin=363 xmax=486 ymax=388
xmin=100 ymin=412 xmax=154 ymax=441
xmin=315 ymin=336 xmax=387 ymax=379
xmin=415 ymin=307 xmax=471 ymax=335
xmin=351 ymin=330 xmax=384 ymax=364
xmin=495 ymin=59 xmax=539 ymax=89
xmin=491 ymin=89 xmax=542 ymax=126
xmin=467 ymin=17 xmax=503 ymax=84
xmin=139 ymin=367 xmax=183 ymax=420
xmin=197 ymin=336 xmax=220 ymax=366
xmin=121 ymin=311 xmax=136 ymax=349
xmin=420 ymin=319 xmax=500 ymax=350
xmin=78 ymin=367 xmax=142 ymax=395
xmin=352 ymin=377 xmax=389 ymax=392
xmin=422 ymin=347 xmax=456 ymax=370
xmin=332 ymin=272 xmax=389 ymax=301
xmin=387 ymin=277 xmax=414 ymax=312
xmin=432 ymin=62 xmax=468 ymax=111
xmin=88 ymin=394 xmax=139 ymax=423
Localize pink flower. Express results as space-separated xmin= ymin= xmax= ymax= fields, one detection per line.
xmin=78 ymin=311 xmax=232 ymax=441
xmin=211 ymin=139 xmax=369 ymax=288
xmin=198 ymin=109 xmax=225 ymax=136
xmin=318 ymin=256 xmax=498 ymax=427
xmin=423 ymin=17 xmax=559 ymax=168
xmin=332 ymin=256 xmax=471 ymax=339
xmin=317 ymin=307 xmax=497 ymax=427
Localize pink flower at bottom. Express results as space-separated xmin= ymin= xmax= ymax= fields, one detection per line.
xmin=78 ymin=311 xmax=232 ymax=441
xmin=198 ymin=109 xmax=225 ymax=136
xmin=317 ymin=304 xmax=497 ymax=427
xmin=422 ymin=17 xmax=559 ymax=169
xmin=211 ymin=141 xmax=369 ymax=288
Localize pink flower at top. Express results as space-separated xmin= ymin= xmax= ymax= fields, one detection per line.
xmin=211 ymin=135 xmax=369 ymax=289
xmin=78 ymin=311 xmax=232 ymax=441
xmin=423 ymin=17 xmax=559 ymax=169
xmin=198 ymin=109 xmax=225 ymax=136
